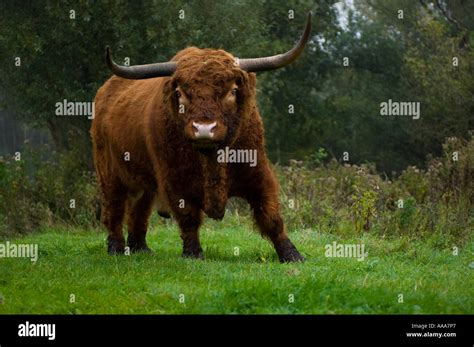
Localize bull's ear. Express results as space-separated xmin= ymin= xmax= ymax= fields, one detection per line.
xmin=247 ymin=73 xmax=257 ymax=88
xmin=163 ymin=77 xmax=177 ymax=94
xmin=236 ymin=72 xmax=256 ymax=112
xmin=162 ymin=78 xmax=177 ymax=104
xmin=242 ymin=72 xmax=257 ymax=94
xmin=171 ymin=78 xmax=178 ymax=90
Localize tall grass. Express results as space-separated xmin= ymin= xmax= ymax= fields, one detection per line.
xmin=277 ymin=135 xmax=473 ymax=243
xmin=1 ymin=136 xmax=472 ymax=243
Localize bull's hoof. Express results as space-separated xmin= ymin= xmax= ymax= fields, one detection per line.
xmin=204 ymin=204 xmax=226 ymax=221
xmin=127 ymin=236 xmax=153 ymax=253
xmin=276 ymin=239 xmax=305 ymax=263
xmin=107 ymin=239 xmax=125 ymax=255
xmin=129 ymin=244 xmax=153 ymax=254
xmin=279 ymin=251 xmax=305 ymax=263
xmin=182 ymin=248 xmax=204 ymax=260
xmin=182 ymin=237 xmax=204 ymax=259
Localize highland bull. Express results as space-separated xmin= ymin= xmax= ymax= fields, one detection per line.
xmin=91 ymin=14 xmax=312 ymax=262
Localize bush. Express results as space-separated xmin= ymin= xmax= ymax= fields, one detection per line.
xmin=0 ymin=143 xmax=99 ymax=237
xmin=274 ymin=136 xmax=473 ymax=242
xmin=426 ymin=135 xmax=474 ymax=203
xmin=0 ymin=136 xmax=472 ymax=243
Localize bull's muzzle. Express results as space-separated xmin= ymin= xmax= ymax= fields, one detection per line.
xmin=192 ymin=122 xmax=217 ymax=140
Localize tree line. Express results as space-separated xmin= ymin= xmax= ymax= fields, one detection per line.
xmin=0 ymin=0 xmax=472 ymax=175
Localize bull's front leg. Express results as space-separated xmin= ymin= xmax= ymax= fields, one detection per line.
xmin=167 ymin=189 xmax=204 ymax=259
xmin=179 ymin=211 xmax=204 ymax=259
xmin=200 ymin=152 xmax=228 ymax=220
xmin=244 ymin=161 xmax=305 ymax=263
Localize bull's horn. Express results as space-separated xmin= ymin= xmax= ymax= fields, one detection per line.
xmin=105 ymin=46 xmax=177 ymax=79
xmin=239 ymin=12 xmax=312 ymax=72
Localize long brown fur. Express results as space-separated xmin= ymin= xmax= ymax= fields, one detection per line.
xmin=91 ymin=47 xmax=304 ymax=262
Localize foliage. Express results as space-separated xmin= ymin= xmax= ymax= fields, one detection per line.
xmin=1 ymin=136 xmax=472 ymax=243
xmin=275 ymin=135 xmax=474 ymax=242
xmin=0 ymin=0 xmax=267 ymax=154
xmin=1 ymin=1 xmax=472 ymax=173
xmin=304 ymin=147 xmax=329 ymax=168
xmin=0 ymin=144 xmax=99 ymax=236
xmin=351 ymin=188 xmax=377 ymax=233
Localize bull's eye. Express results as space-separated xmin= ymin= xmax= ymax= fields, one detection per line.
xmin=231 ymin=88 xmax=238 ymax=96
xmin=175 ymin=90 xmax=182 ymax=98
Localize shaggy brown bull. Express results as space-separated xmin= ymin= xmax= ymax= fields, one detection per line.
xmin=91 ymin=14 xmax=311 ymax=262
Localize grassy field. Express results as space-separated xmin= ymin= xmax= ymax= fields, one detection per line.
xmin=0 ymin=215 xmax=472 ymax=314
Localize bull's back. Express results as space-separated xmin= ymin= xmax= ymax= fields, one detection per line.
xmin=91 ymin=76 xmax=163 ymax=191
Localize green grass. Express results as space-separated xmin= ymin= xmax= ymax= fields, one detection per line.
xmin=0 ymin=215 xmax=472 ymax=314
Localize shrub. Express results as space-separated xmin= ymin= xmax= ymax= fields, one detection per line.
xmin=0 ymin=143 xmax=99 ymax=237
xmin=275 ymin=135 xmax=473 ymax=242
xmin=426 ymin=135 xmax=474 ymax=203
xmin=0 ymin=136 xmax=472 ymax=243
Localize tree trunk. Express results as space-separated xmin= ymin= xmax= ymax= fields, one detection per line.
xmin=46 ymin=119 xmax=69 ymax=152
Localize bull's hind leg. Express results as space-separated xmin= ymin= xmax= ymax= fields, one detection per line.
xmin=93 ymin=143 xmax=127 ymax=255
xmin=125 ymin=191 xmax=155 ymax=253
xmin=245 ymin=166 xmax=305 ymax=263
xmin=100 ymin=180 xmax=127 ymax=255
xmin=249 ymin=195 xmax=304 ymax=263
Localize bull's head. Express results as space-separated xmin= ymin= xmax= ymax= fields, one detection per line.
xmin=105 ymin=13 xmax=312 ymax=149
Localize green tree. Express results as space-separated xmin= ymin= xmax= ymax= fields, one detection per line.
xmin=0 ymin=0 xmax=266 ymax=158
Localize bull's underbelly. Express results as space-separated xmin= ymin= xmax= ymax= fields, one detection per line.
xmin=165 ymin=161 xmax=228 ymax=220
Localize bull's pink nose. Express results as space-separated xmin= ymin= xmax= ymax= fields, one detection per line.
xmin=192 ymin=122 xmax=217 ymax=139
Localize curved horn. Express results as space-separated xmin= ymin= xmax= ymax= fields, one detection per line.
xmin=105 ymin=46 xmax=177 ymax=79
xmin=239 ymin=12 xmax=312 ymax=72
